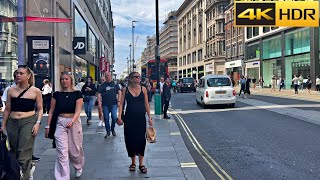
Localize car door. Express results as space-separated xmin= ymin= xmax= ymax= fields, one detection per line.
xmin=196 ymin=79 xmax=201 ymax=101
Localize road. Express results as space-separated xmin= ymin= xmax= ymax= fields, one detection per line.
xmin=170 ymin=92 xmax=320 ymax=180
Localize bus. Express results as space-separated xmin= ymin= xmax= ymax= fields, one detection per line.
xmin=144 ymin=58 xmax=169 ymax=92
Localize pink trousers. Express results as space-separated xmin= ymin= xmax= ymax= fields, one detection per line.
xmin=54 ymin=117 xmax=85 ymax=180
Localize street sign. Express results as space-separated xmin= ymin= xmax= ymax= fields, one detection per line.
xmin=73 ymin=37 xmax=86 ymax=55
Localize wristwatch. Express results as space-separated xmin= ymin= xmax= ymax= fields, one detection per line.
xmin=36 ymin=120 xmax=41 ymax=124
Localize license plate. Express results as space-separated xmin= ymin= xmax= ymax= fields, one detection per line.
xmin=215 ymin=91 xmax=226 ymax=94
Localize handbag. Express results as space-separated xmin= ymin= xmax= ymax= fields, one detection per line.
xmin=146 ymin=126 xmax=156 ymax=143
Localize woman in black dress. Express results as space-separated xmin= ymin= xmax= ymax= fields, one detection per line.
xmin=117 ymin=72 xmax=153 ymax=174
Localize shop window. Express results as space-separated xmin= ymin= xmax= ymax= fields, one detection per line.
xmin=262 ymin=36 xmax=281 ymax=59
xmin=263 ymin=27 xmax=270 ymax=33
xmin=285 ymin=28 xmax=310 ymax=56
xmin=246 ymin=43 xmax=260 ymax=60
xmin=253 ymin=27 xmax=259 ymax=36
xmin=284 ymin=54 xmax=310 ymax=89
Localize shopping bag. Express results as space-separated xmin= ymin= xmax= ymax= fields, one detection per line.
xmin=146 ymin=126 xmax=156 ymax=143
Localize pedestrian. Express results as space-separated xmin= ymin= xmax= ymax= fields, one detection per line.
xmin=298 ymin=75 xmax=304 ymax=91
xmin=163 ymin=78 xmax=171 ymax=119
xmin=279 ymin=77 xmax=285 ymax=91
xmin=97 ymin=77 xmax=106 ymax=127
xmin=117 ymin=72 xmax=153 ymax=174
xmin=239 ymin=75 xmax=246 ymax=97
xmin=159 ymin=77 xmax=165 ymax=112
xmin=252 ymin=77 xmax=257 ymax=89
xmin=1 ymin=65 xmax=43 ymax=180
xmin=45 ymin=72 xmax=85 ymax=179
xmin=316 ymin=76 xmax=320 ymax=93
xmin=97 ymin=72 xmax=121 ymax=138
xmin=259 ymin=77 xmax=264 ymax=91
xmin=271 ymin=75 xmax=277 ymax=92
xmin=292 ymin=75 xmax=299 ymax=94
xmin=81 ymin=76 xmax=97 ymax=125
xmin=2 ymin=70 xmax=17 ymax=111
xmin=75 ymin=78 xmax=85 ymax=91
xmin=145 ymin=78 xmax=152 ymax=102
xmin=245 ymin=76 xmax=251 ymax=98
xmin=42 ymin=79 xmax=52 ymax=114
xmin=171 ymin=79 xmax=177 ymax=93
xmin=306 ymin=75 xmax=312 ymax=94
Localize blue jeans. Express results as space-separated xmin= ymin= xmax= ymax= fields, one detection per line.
xmin=84 ymin=96 xmax=95 ymax=120
xmin=102 ymin=105 xmax=117 ymax=132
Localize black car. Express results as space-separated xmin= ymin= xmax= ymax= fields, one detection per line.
xmin=177 ymin=77 xmax=196 ymax=92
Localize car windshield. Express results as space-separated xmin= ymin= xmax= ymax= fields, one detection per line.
xmin=207 ymin=78 xmax=231 ymax=87
xmin=182 ymin=78 xmax=194 ymax=83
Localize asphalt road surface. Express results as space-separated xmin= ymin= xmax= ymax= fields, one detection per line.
xmin=170 ymin=92 xmax=320 ymax=180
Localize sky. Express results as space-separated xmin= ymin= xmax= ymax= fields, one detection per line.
xmin=111 ymin=0 xmax=184 ymax=78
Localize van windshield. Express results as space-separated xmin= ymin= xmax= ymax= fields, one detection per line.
xmin=207 ymin=78 xmax=231 ymax=87
xmin=182 ymin=78 xmax=194 ymax=83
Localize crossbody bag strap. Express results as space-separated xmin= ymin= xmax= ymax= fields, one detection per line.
xmin=17 ymin=85 xmax=32 ymax=99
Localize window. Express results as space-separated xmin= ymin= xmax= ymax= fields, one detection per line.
xmin=285 ymin=28 xmax=310 ymax=56
xmin=247 ymin=27 xmax=252 ymax=39
xmin=207 ymin=78 xmax=231 ymax=87
xmin=246 ymin=43 xmax=260 ymax=60
xmin=183 ymin=56 xmax=186 ymax=66
xmin=187 ymin=54 xmax=191 ymax=64
xmin=218 ymin=41 xmax=225 ymax=55
xmin=253 ymin=27 xmax=259 ymax=36
xmin=263 ymin=27 xmax=270 ymax=33
xmin=75 ymin=8 xmax=87 ymax=37
xmin=88 ymin=29 xmax=97 ymax=57
xmin=239 ymin=43 xmax=243 ymax=55
xmin=198 ymin=49 xmax=202 ymax=61
xmin=263 ymin=36 xmax=282 ymax=59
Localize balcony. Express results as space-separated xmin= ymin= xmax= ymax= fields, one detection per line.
xmin=215 ymin=14 xmax=225 ymax=20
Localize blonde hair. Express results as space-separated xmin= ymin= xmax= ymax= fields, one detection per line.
xmin=18 ymin=66 xmax=35 ymax=86
xmin=59 ymin=72 xmax=76 ymax=91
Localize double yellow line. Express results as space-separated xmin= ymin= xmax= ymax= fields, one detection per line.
xmin=172 ymin=110 xmax=233 ymax=180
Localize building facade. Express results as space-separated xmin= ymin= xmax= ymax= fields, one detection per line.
xmin=176 ymin=0 xmax=206 ymax=80
xmin=159 ymin=11 xmax=178 ymax=79
xmin=244 ymin=27 xmax=320 ymax=89
xmin=204 ymin=0 xmax=228 ymax=76
xmin=0 ymin=0 xmax=114 ymax=90
xmin=224 ymin=0 xmax=244 ymax=85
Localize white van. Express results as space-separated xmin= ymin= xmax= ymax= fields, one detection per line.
xmin=196 ymin=75 xmax=236 ymax=108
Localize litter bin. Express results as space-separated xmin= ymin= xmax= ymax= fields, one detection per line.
xmin=154 ymin=93 xmax=162 ymax=117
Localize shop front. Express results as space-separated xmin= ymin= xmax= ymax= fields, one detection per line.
xmin=262 ymin=59 xmax=282 ymax=87
xmin=284 ymin=54 xmax=310 ymax=89
xmin=225 ymin=60 xmax=243 ymax=86
xmin=245 ymin=61 xmax=260 ymax=79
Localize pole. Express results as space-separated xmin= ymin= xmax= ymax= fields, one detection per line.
xmin=132 ymin=21 xmax=134 ymax=72
xmin=17 ymin=0 xmax=26 ymax=65
xmin=155 ymin=0 xmax=160 ymax=91
xmin=129 ymin=44 xmax=132 ymax=74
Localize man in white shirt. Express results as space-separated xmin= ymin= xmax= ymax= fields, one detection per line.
xmin=2 ymin=71 xmax=17 ymax=111
xmin=76 ymin=78 xmax=85 ymax=91
xmin=160 ymin=77 xmax=165 ymax=94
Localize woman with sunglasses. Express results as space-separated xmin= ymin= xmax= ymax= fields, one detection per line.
xmin=81 ymin=76 xmax=97 ymax=125
xmin=1 ymin=65 xmax=43 ymax=180
xmin=45 ymin=73 xmax=84 ymax=179
xmin=118 ymin=72 xmax=153 ymax=174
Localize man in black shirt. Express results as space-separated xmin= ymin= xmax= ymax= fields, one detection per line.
xmin=98 ymin=72 xmax=121 ymax=138
xmin=163 ymin=78 xmax=171 ymax=119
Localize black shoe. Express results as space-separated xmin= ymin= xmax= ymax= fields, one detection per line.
xmin=163 ymin=116 xmax=170 ymax=119
xmin=32 ymin=155 xmax=40 ymax=162
xmin=104 ymin=131 xmax=111 ymax=138
xmin=112 ymin=131 xmax=116 ymax=136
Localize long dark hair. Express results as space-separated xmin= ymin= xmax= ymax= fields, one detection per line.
xmin=86 ymin=76 xmax=93 ymax=85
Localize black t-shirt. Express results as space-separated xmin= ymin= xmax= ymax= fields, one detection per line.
xmin=98 ymin=81 xmax=120 ymax=106
xmin=53 ymin=91 xmax=82 ymax=113
xmin=81 ymin=83 xmax=97 ymax=96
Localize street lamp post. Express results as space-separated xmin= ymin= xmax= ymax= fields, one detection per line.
xmin=132 ymin=20 xmax=138 ymax=72
xmin=129 ymin=44 xmax=132 ymax=74
xmin=155 ymin=0 xmax=160 ymax=90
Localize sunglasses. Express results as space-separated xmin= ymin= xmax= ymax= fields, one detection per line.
xmin=131 ymin=76 xmax=141 ymax=79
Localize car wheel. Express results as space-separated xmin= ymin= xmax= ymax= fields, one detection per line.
xmin=230 ymin=103 xmax=235 ymax=108
xmin=201 ymin=98 xmax=208 ymax=109
xmin=196 ymin=99 xmax=201 ymax=105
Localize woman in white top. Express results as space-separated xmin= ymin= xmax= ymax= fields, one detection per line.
xmin=316 ymin=76 xmax=320 ymax=93
xmin=292 ymin=75 xmax=299 ymax=94
xmin=42 ymin=79 xmax=52 ymax=114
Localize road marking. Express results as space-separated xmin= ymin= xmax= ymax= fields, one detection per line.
xmin=170 ymin=132 xmax=181 ymax=136
xmin=172 ymin=110 xmax=233 ymax=180
xmin=181 ymin=162 xmax=198 ymax=168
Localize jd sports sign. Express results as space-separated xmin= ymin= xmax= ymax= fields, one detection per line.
xmin=73 ymin=37 xmax=86 ymax=55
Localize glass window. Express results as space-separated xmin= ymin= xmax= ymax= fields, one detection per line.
xmin=253 ymin=27 xmax=259 ymax=36
xmin=285 ymin=28 xmax=310 ymax=56
xmin=88 ymin=29 xmax=97 ymax=57
xmin=262 ymin=59 xmax=281 ymax=87
xmin=247 ymin=27 xmax=252 ymax=39
xmin=284 ymin=54 xmax=310 ymax=89
xmin=207 ymin=78 xmax=231 ymax=87
xmin=247 ymin=43 xmax=260 ymax=60
xmin=263 ymin=27 xmax=270 ymax=33
xmin=182 ymin=78 xmax=194 ymax=83
xmin=75 ymin=8 xmax=87 ymax=37
xmin=262 ymin=36 xmax=281 ymax=60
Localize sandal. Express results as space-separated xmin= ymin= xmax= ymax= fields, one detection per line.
xmin=139 ymin=165 xmax=147 ymax=174
xmin=129 ymin=164 xmax=136 ymax=171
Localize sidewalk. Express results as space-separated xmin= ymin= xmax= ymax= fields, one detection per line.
xmin=33 ymin=102 xmax=205 ymax=179
xmin=235 ymin=86 xmax=320 ymax=102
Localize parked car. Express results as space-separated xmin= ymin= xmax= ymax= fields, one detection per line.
xmin=196 ymin=75 xmax=236 ymax=108
xmin=177 ymin=77 xmax=196 ymax=92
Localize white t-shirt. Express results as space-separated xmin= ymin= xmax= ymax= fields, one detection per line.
xmin=160 ymin=82 xmax=164 ymax=93
xmin=76 ymin=82 xmax=85 ymax=91
xmin=42 ymin=84 xmax=52 ymax=95
xmin=316 ymin=78 xmax=320 ymax=85
xmin=1 ymin=83 xmax=16 ymax=111
xmin=292 ymin=77 xmax=299 ymax=85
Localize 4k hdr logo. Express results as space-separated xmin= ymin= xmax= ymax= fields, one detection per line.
xmin=234 ymin=1 xmax=319 ymax=27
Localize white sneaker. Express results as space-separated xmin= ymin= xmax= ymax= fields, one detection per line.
xmin=29 ymin=163 xmax=35 ymax=180
xmin=102 ymin=122 xmax=105 ymax=127
xmin=98 ymin=121 xmax=103 ymax=127
xmin=75 ymin=168 xmax=82 ymax=177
